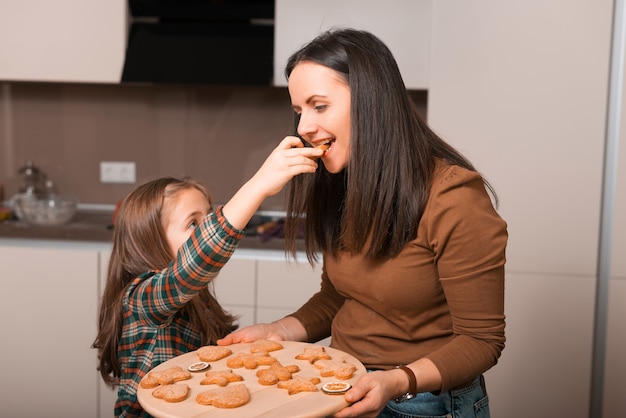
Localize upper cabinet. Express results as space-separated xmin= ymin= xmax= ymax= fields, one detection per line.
xmin=0 ymin=0 xmax=431 ymax=87
xmin=0 ymin=0 xmax=126 ymax=83
xmin=273 ymin=0 xmax=432 ymax=90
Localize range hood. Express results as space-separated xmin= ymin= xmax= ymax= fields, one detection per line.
xmin=122 ymin=0 xmax=275 ymax=85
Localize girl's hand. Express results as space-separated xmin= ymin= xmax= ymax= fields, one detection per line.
xmin=222 ymin=136 xmax=323 ymax=230
xmin=251 ymin=135 xmax=323 ymax=197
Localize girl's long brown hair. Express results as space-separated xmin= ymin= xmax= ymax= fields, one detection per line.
xmin=284 ymin=29 xmax=497 ymax=263
xmin=92 ymin=177 xmax=236 ymax=388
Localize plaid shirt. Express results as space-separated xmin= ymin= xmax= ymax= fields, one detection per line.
xmin=114 ymin=206 xmax=244 ymax=417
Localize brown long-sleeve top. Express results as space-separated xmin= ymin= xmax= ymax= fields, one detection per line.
xmin=290 ymin=162 xmax=508 ymax=393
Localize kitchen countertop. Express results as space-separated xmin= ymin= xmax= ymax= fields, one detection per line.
xmin=0 ymin=210 xmax=296 ymax=252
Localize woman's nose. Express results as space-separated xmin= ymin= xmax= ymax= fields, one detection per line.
xmin=297 ymin=112 xmax=316 ymax=138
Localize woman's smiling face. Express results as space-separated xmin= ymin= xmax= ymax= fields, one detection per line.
xmin=288 ymin=61 xmax=352 ymax=174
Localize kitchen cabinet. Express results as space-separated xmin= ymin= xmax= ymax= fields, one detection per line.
xmin=214 ymin=250 xmax=328 ymax=344
xmin=213 ymin=257 xmax=257 ymax=328
xmin=256 ymin=258 xmax=331 ymax=346
xmin=98 ymin=249 xmax=117 ymax=418
xmin=273 ymin=0 xmax=432 ymax=89
xmin=0 ymin=1 xmax=126 ymax=83
xmin=0 ymin=239 xmax=103 ymax=418
xmin=0 ymin=239 xmax=323 ymax=418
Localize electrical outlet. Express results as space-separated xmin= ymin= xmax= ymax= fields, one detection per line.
xmin=100 ymin=161 xmax=136 ymax=184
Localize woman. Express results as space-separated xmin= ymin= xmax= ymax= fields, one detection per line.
xmin=218 ymin=28 xmax=507 ymax=418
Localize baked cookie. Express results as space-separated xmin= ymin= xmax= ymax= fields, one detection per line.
xmin=196 ymin=383 xmax=251 ymax=408
xmin=197 ymin=345 xmax=233 ymax=362
xmin=200 ymin=369 xmax=244 ymax=387
xmin=277 ymin=376 xmax=322 ymax=395
xmin=313 ymin=359 xmax=357 ymax=380
xmin=256 ymin=362 xmax=300 ymax=385
xmin=294 ymin=346 xmax=332 ymax=363
xmin=250 ymin=339 xmax=283 ymax=353
xmin=140 ymin=366 xmax=192 ymax=388
xmin=226 ymin=351 xmax=277 ymax=369
xmin=152 ymin=383 xmax=190 ymax=403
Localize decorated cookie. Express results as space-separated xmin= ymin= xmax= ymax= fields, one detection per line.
xmin=140 ymin=366 xmax=191 ymax=389
xmin=256 ymin=362 xmax=300 ymax=385
xmin=152 ymin=383 xmax=190 ymax=403
xmin=196 ymin=384 xmax=250 ymax=408
xmin=277 ymin=376 xmax=322 ymax=395
xmin=200 ymin=369 xmax=244 ymax=387
xmin=197 ymin=345 xmax=233 ymax=362
xmin=295 ymin=346 xmax=332 ymax=364
xmin=226 ymin=351 xmax=278 ymax=369
xmin=313 ymin=359 xmax=357 ymax=380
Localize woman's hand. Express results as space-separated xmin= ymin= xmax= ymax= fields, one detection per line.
xmin=331 ymin=369 xmax=407 ymax=418
xmin=216 ymin=324 xmax=276 ymax=345
xmin=333 ymin=359 xmax=441 ymax=417
xmin=216 ymin=317 xmax=307 ymax=346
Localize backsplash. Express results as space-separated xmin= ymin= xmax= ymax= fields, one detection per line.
xmin=0 ymin=82 xmax=426 ymax=211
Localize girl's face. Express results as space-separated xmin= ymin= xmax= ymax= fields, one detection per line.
xmin=288 ymin=61 xmax=351 ymax=174
xmin=162 ymin=188 xmax=211 ymax=258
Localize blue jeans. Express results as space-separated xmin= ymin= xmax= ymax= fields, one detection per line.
xmin=377 ymin=375 xmax=490 ymax=418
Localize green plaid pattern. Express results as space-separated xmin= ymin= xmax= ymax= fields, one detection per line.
xmin=114 ymin=206 xmax=243 ymax=417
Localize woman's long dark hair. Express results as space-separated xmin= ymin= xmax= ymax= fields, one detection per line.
xmin=92 ymin=177 xmax=236 ymax=388
xmin=283 ymin=28 xmax=496 ymax=263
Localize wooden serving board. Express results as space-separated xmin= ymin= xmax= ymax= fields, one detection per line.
xmin=137 ymin=341 xmax=366 ymax=418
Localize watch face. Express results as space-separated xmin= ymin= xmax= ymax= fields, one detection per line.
xmin=394 ymin=392 xmax=416 ymax=403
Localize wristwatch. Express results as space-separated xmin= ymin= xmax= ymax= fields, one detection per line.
xmin=394 ymin=365 xmax=417 ymax=403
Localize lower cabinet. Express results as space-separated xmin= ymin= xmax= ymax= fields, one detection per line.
xmin=214 ymin=252 xmax=328 ymax=344
xmin=0 ymin=241 xmax=324 ymax=418
xmin=213 ymin=257 xmax=257 ymax=328
xmin=0 ymin=241 xmax=102 ymax=418
xmin=97 ymin=250 xmax=117 ymax=418
xmin=256 ymin=258 xmax=330 ymax=345
xmin=9 ymin=240 xmax=615 ymax=418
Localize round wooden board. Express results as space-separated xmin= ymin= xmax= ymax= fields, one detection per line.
xmin=137 ymin=341 xmax=366 ymax=418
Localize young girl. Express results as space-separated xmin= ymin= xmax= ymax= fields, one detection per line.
xmin=92 ymin=136 xmax=324 ymax=417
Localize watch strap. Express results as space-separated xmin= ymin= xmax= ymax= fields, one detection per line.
xmin=395 ymin=365 xmax=417 ymax=400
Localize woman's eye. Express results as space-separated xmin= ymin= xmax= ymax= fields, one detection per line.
xmin=188 ymin=220 xmax=199 ymax=230
xmin=315 ymin=105 xmax=327 ymax=112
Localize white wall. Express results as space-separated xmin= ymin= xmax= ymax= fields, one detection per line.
xmin=428 ymin=1 xmax=622 ymax=417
